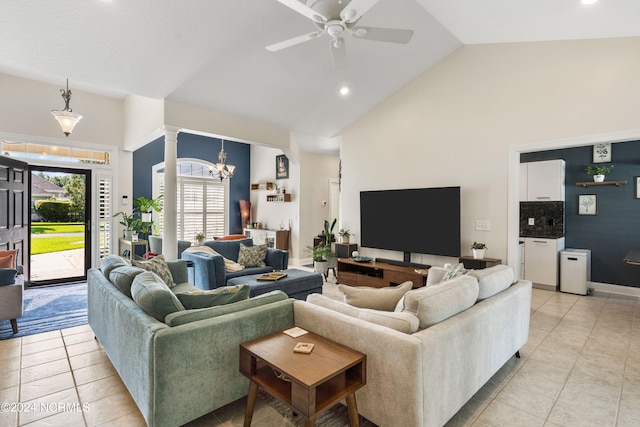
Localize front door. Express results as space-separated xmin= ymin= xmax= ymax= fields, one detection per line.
xmin=0 ymin=155 xmax=29 ymax=278
xmin=29 ymin=166 xmax=91 ymax=285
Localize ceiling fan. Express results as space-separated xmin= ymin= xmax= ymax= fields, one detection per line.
xmin=267 ymin=0 xmax=414 ymax=69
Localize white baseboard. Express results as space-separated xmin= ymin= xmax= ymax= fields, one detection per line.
xmin=589 ymin=281 xmax=640 ymax=298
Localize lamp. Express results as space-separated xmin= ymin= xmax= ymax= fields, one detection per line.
xmin=209 ymin=139 xmax=236 ymax=181
xmin=51 ymin=79 xmax=82 ymax=137
xmin=239 ymin=200 xmax=251 ymax=229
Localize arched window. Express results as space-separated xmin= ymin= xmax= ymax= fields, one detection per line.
xmin=152 ymin=159 xmax=228 ymax=242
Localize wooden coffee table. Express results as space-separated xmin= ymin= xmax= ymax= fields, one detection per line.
xmin=239 ymin=328 xmax=366 ymax=427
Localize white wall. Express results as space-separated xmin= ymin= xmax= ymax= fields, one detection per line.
xmin=340 ymin=37 xmax=640 ymax=268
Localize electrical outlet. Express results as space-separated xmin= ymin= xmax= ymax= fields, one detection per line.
xmin=475 ymin=220 xmax=491 ymax=231
xmin=528 ymin=218 xmax=535 ymax=226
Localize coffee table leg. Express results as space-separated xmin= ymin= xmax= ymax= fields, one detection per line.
xmin=244 ymin=381 xmax=259 ymax=427
xmin=346 ymin=393 xmax=359 ymax=427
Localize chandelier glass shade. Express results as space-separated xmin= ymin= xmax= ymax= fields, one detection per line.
xmin=209 ymin=140 xmax=236 ymax=181
xmin=51 ymin=79 xmax=82 ymax=137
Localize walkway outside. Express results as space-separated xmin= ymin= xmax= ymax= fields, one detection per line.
xmin=30 ymin=249 xmax=84 ymax=282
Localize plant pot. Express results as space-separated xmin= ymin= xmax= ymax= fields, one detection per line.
xmin=124 ymin=230 xmax=134 ymax=241
xmin=593 ymin=174 xmax=605 ymax=182
xmin=313 ymin=260 xmax=329 ymax=275
xmin=472 ymin=249 xmax=486 ymax=259
xmin=132 ymin=232 xmax=139 ymax=242
xmin=341 ymin=236 xmax=350 ymax=244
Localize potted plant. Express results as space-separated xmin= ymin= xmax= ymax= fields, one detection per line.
xmin=307 ymin=244 xmax=334 ymax=276
xmin=113 ymin=211 xmax=138 ymax=240
xmin=585 ymin=164 xmax=614 ymax=182
xmin=323 ymin=218 xmax=337 ymax=245
xmin=338 ymin=228 xmax=354 ymax=244
xmin=195 ymin=232 xmax=206 ymax=246
xmin=134 ymin=195 xmax=163 ymax=223
xmin=471 ymin=242 xmax=487 ymax=259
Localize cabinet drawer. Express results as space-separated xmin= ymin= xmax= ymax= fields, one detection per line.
xmin=337 ymin=271 xmax=358 ymax=285
xmin=385 ymin=270 xmax=418 ymax=287
xmin=356 ymin=274 xmax=387 ymax=288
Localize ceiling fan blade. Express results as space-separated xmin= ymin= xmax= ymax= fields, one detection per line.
xmin=352 ymin=26 xmax=414 ymax=44
xmin=340 ymin=0 xmax=380 ymax=23
xmin=330 ymin=39 xmax=347 ymax=70
xmin=266 ymin=32 xmax=321 ymax=52
xmin=276 ymin=0 xmax=327 ymax=23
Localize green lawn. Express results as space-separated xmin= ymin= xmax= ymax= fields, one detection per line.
xmin=31 ymin=222 xmax=85 ymax=254
xmin=31 ymin=236 xmax=84 ymax=255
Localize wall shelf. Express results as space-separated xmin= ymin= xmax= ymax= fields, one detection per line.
xmin=576 ymin=180 xmax=627 ymax=188
xmin=251 ymin=182 xmax=274 ymax=191
xmin=266 ymin=193 xmax=291 ymax=202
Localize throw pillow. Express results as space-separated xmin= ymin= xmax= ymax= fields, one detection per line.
xmin=440 ymin=263 xmax=469 ymax=283
xmin=338 ymin=281 xmax=413 ymax=311
xmin=132 ymin=254 xmax=176 ymax=288
xmin=237 ymin=243 xmax=267 ymax=268
xmin=131 ymin=271 xmax=185 ymax=322
xmin=468 ymin=265 xmax=515 ymax=301
xmin=175 ymin=284 xmax=250 ymax=309
xmin=0 ymin=268 xmax=18 ymax=285
xmin=0 ymin=255 xmax=14 ymax=269
xmin=0 ymin=249 xmax=18 ymax=269
xmin=109 ymin=265 xmax=146 ymax=298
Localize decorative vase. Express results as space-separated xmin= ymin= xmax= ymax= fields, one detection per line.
xmin=593 ymin=174 xmax=605 ymax=182
xmin=341 ymin=235 xmax=350 ymax=244
xmin=472 ymin=249 xmax=485 ymax=259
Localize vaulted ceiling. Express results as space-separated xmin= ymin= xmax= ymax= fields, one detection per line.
xmin=1 ymin=0 xmax=639 ymax=153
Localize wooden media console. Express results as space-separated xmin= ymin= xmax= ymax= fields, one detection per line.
xmin=337 ymin=258 xmax=429 ymax=288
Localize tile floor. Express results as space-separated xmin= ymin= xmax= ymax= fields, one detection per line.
xmin=0 ymin=287 xmax=638 ymax=426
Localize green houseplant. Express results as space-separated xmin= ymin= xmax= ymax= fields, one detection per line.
xmin=134 ymin=195 xmax=163 ymax=222
xmin=113 ymin=211 xmax=142 ymax=240
xmin=195 ymin=232 xmax=206 ymax=246
xmin=307 ymin=244 xmax=335 ymax=276
xmin=338 ymin=228 xmax=354 ymax=244
xmin=585 ymin=164 xmax=614 ymax=182
xmin=471 ymin=242 xmax=487 ymax=259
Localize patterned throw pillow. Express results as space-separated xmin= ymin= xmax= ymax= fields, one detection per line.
xmin=440 ymin=263 xmax=469 ymax=283
xmin=132 ymin=254 xmax=176 ymax=288
xmin=175 ymin=284 xmax=251 ymax=309
xmin=237 ymin=243 xmax=267 ymax=268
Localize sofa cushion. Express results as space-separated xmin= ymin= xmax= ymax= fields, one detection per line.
xmin=184 ymin=246 xmax=245 ymax=272
xmin=425 ymin=266 xmax=446 ymax=286
xmin=0 ymin=268 xmax=18 ymax=285
xmin=237 ymin=243 xmax=267 ymax=268
xmin=175 ymin=284 xmax=250 ymax=309
xmin=338 ymin=281 xmax=413 ymax=311
xmin=208 ymin=238 xmax=253 ymax=261
xmin=468 ymin=265 xmax=515 ymax=301
xmin=307 ymin=293 xmax=419 ymax=333
xmin=440 ymin=262 xmax=469 ymax=282
xmin=109 ymin=265 xmax=145 ymax=298
xmin=101 ymin=255 xmax=128 ymax=278
xmin=396 ymin=275 xmax=479 ymax=329
xmin=131 ymin=271 xmax=185 ymax=321
xmin=165 ymin=290 xmax=288 ymax=326
xmin=133 ymin=255 xmax=176 ymax=288
xmin=0 ymin=249 xmax=18 ymax=269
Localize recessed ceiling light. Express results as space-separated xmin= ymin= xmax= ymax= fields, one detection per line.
xmin=339 ymin=85 xmax=350 ymax=96
xmin=581 ymin=0 xmax=597 ymax=5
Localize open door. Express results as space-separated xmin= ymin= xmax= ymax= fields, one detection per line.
xmin=0 ymin=155 xmax=29 ymax=279
xmin=29 ymin=166 xmax=91 ymax=285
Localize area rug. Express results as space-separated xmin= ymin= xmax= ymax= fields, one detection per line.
xmin=258 ymin=389 xmax=377 ymax=427
xmin=0 ymin=282 xmax=87 ymax=340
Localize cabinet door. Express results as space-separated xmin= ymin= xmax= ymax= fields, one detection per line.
xmin=524 ymin=238 xmax=563 ymax=286
xmin=527 ymin=160 xmax=565 ymax=201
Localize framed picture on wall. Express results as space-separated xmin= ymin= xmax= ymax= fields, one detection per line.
xmin=276 ymin=154 xmax=289 ymax=180
xmin=635 ymin=177 xmax=640 ymax=199
xmin=578 ymin=194 xmax=597 ymax=215
xmin=593 ymin=143 xmax=612 ymax=163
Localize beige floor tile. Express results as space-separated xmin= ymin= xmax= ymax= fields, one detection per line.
xmin=64 ymin=340 xmax=102 ymax=358
xmin=20 ymin=409 xmax=86 ymax=427
xmin=0 ymin=409 xmax=18 ymax=427
xmin=495 ymin=381 xmax=556 ymax=420
xmin=61 ymin=331 xmax=95 ymax=347
xmin=83 ymin=392 xmax=141 ymax=427
xmin=473 ymin=399 xmax=545 ymax=427
xmin=20 ymin=358 xmax=71 ymax=384
xmin=547 ymin=400 xmax=616 ymax=427
xmin=95 ymin=410 xmax=146 ymax=427
xmin=17 ymin=388 xmax=81 ymax=425
xmin=68 ymin=349 xmax=109 ymax=371
xmin=61 ymin=324 xmax=92 ymax=337
xmin=72 ymin=360 xmax=117 ymax=386
xmin=0 ymin=369 xmax=20 ymax=391
xmin=0 ymin=341 xmax=21 ymax=361
xmin=21 ymin=331 xmax=61 ymax=345
xmin=20 ymin=371 xmax=76 ymax=402
xmin=21 ymin=337 xmax=64 ymax=356
xmin=21 ymin=347 xmax=67 ymax=369
xmin=76 ymin=375 xmax=129 ymax=404
xmin=0 ymin=356 xmax=21 ymax=374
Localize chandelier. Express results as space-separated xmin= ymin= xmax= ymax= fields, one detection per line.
xmin=209 ymin=140 xmax=236 ymax=181
xmin=51 ymin=79 xmax=82 ymax=137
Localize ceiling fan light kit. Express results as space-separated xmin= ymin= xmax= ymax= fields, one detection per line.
xmin=269 ymin=0 xmax=414 ymax=69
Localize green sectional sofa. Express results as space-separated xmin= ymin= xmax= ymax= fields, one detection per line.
xmin=87 ymin=255 xmax=294 ymax=427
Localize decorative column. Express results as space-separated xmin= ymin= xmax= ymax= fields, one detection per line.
xmin=162 ymin=126 xmax=179 ymax=260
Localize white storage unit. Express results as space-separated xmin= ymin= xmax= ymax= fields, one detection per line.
xmin=524 ymin=237 xmax=565 ymax=289
xmin=521 ymin=159 xmax=566 ymax=202
xmin=560 ymin=249 xmax=591 ymax=295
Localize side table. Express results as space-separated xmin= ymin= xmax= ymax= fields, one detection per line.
xmin=459 ymin=255 xmax=501 ymax=270
xmin=240 ymin=328 xmax=366 ymax=426
xmin=118 ymin=238 xmax=149 ymax=262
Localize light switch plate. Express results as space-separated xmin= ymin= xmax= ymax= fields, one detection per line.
xmin=475 ymin=220 xmax=491 ymax=231
xmin=528 ymin=218 xmax=535 ymax=225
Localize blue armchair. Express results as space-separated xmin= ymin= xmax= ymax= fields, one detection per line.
xmin=181 ymin=238 xmax=288 ymax=290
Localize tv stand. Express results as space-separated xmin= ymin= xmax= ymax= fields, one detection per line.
xmin=376 ymin=258 xmax=432 ymax=270
xmin=337 ymin=258 xmax=429 ymax=288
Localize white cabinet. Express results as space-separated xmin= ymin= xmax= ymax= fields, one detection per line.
xmin=524 ymin=237 xmax=565 ymax=288
xmin=521 ymin=159 xmax=565 ymax=201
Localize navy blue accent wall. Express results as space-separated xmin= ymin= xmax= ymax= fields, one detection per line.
xmin=521 ymin=140 xmax=640 ymax=288
xmin=133 ymin=133 xmax=250 ymax=235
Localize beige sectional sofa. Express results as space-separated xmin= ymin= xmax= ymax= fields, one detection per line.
xmin=293 ymin=265 xmax=532 ymax=427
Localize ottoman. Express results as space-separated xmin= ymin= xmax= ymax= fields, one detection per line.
xmin=226 ymin=269 xmax=323 ymax=300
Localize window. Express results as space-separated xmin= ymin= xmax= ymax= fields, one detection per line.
xmin=153 ymin=160 xmax=227 ymax=242
xmin=98 ymin=177 xmax=112 ymax=260
xmin=2 ymin=140 xmax=110 ymax=164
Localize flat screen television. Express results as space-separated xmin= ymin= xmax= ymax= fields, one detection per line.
xmin=360 ymin=187 xmax=461 ymax=260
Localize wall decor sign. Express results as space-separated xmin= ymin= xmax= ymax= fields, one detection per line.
xmin=593 ymin=143 xmax=611 ymax=163
xmin=635 ymin=177 xmax=640 ymax=199
xmin=578 ymin=194 xmax=597 ymax=215
xmin=276 ymin=154 xmax=289 ymax=180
